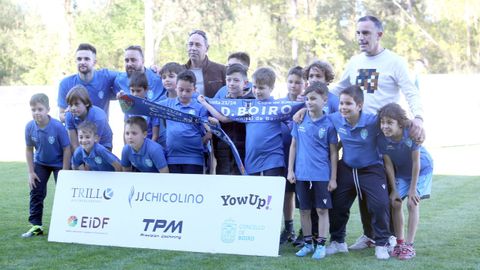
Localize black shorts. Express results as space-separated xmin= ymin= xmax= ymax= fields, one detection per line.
xmin=295 ymin=181 xmax=332 ymax=210
xmin=285 ymin=179 xmax=296 ymax=192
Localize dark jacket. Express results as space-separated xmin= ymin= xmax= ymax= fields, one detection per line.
xmin=184 ymin=56 xmax=226 ymax=98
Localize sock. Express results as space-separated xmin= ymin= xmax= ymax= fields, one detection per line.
xmin=303 ymin=235 xmax=313 ymax=245
xmin=316 ymin=237 xmax=327 ymax=246
xmin=284 ymin=220 xmax=294 ymax=232
xmin=397 ymin=238 xmax=405 ymax=245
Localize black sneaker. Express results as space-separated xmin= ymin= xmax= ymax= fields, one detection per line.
xmin=293 ymin=229 xmax=304 ymax=247
xmin=279 ymin=229 xmax=297 ymax=244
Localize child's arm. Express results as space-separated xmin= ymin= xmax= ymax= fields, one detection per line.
xmin=383 ymin=154 xmax=401 ymax=204
xmin=62 ymin=146 xmax=71 ymax=170
xmin=158 ymin=166 xmax=169 ymax=173
xmin=152 ymin=125 xmax=159 ymax=142
xmin=25 ymin=146 xmax=39 ymax=190
xmin=202 ymin=123 xmax=212 ymax=144
xmin=409 ymin=150 xmax=421 ymax=206
xmin=292 ymin=108 xmax=307 ymax=123
xmin=68 ymin=129 xmax=79 ymax=151
xmin=197 ymin=95 xmax=232 ymax=123
xmin=122 ymin=166 xmax=132 ymax=172
xmin=328 ymin=143 xmax=338 ymax=192
xmin=286 ymin=138 xmax=297 ymax=184
xmin=111 ymin=162 xmax=122 ymax=172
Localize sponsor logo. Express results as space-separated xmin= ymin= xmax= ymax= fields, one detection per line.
xmin=140 ymin=218 xmax=183 ymax=240
xmin=338 ymin=127 xmax=347 ymax=135
xmin=66 ymin=215 xmax=110 ymax=234
xmin=67 ymin=215 xmax=78 ymax=227
xmin=220 ymin=219 xmax=266 ymax=243
xmin=71 ymin=187 xmax=114 ymax=202
xmin=128 ymin=186 xmax=204 ymax=208
xmin=220 ymin=194 xmax=272 ymax=210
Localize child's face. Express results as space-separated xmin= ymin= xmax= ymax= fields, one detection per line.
xmin=130 ymin=86 xmax=148 ymax=99
xmin=287 ymin=74 xmax=304 ymax=98
xmin=339 ymin=94 xmax=362 ymax=121
xmin=161 ymin=72 xmax=177 ymax=91
xmin=226 ymin=72 xmax=248 ymax=97
xmin=78 ymin=129 xmax=97 ymax=153
xmin=124 ymin=123 xmax=146 ymax=152
xmin=30 ymin=103 xmax=50 ymax=125
xmin=380 ymin=116 xmax=402 ymax=138
xmin=305 ymin=91 xmax=327 ymax=114
xmin=69 ymin=99 xmax=88 ymax=118
xmin=308 ymin=67 xmax=326 ymax=84
xmin=252 ymin=83 xmax=273 ymax=101
xmin=176 ymin=79 xmax=195 ymax=104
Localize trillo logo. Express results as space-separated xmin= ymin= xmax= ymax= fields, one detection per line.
xmin=220 ymin=194 xmax=272 ymax=210
xmin=71 ymin=187 xmax=114 ymax=201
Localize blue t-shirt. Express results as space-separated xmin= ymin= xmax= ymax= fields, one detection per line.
xmin=113 ymin=68 xmax=166 ymax=103
xmin=377 ymin=128 xmax=433 ymax=179
xmin=213 ymin=82 xmax=253 ymax=98
xmin=72 ymin=143 xmax=120 ymax=171
xmin=25 ymin=116 xmax=70 ymax=168
xmin=292 ymin=113 xmax=338 ymax=181
xmin=58 ymin=69 xmax=117 ymax=114
xmin=65 ymin=105 xmax=113 ymax=149
xmin=245 ymin=97 xmax=285 ymax=174
xmin=121 ymin=138 xmax=168 ymax=173
xmin=328 ymin=111 xmax=381 ymax=168
xmin=158 ymin=98 xmax=208 ymax=166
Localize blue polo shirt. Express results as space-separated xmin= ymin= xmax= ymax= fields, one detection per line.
xmin=245 ymin=97 xmax=284 ymax=174
xmin=213 ymin=82 xmax=253 ymax=98
xmin=292 ymin=113 xmax=338 ymax=181
xmin=325 ymin=92 xmax=339 ymax=114
xmin=25 ymin=116 xmax=70 ymax=168
xmin=72 ymin=143 xmax=120 ymax=171
xmin=113 ymin=68 xmax=166 ymax=103
xmin=58 ymin=69 xmax=117 ymax=114
xmin=65 ymin=105 xmax=113 ymax=149
xmin=158 ymin=98 xmax=208 ymax=166
xmin=377 ymin=128 xmax=433 ymax=179
xmin=328 ymin=111 xmax=381 ymax=168
xmin=121 ymin=138 xmax=168 ymax=172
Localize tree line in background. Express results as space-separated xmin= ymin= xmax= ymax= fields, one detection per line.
xmin=1 ymin=0 xmax=479 ymax=85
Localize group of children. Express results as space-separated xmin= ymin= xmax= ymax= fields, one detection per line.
xmin=24 ymin=52 xmax=433 ymax=262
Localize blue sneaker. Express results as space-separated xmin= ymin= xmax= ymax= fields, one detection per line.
xmin=296 ymin=243 xmax=314 ymax=257
xmin=312 ymin=245 xmax=326 ymax=259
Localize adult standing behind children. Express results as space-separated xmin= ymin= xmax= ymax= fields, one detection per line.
xmin=113 ymin=45 xmax=166 ymax=103
xmin=184 ymin=30 xmax=226 ymax=97
xmin=58 ymin=43 xmax=117 ymax=122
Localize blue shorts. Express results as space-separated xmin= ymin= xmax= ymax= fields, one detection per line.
xmin=396 ymin=172 xmax=432 ymax=200
xmin=295 ymin=181 xmax=332 ymax=210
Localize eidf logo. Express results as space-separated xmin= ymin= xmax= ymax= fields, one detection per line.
xmin=68 ymin=215 xmax=110 ymax=229
xmin=67 ymin=216 xmax=78 ymax=227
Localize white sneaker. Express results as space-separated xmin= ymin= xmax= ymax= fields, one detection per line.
xmin=375 ymin=246 xmax=390 ymax=260
xmin=349 ymin=234 xmax=375 ymax=250
xmin=326 ymin=241 xmax=349 ymax=255
xmin=387 ymin=235 xmax=397 ymax=253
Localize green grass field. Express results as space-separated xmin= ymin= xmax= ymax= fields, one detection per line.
xmin=1 ymin=162 xmax=479 ymax=270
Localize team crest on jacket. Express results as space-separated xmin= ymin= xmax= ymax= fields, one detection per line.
xmin=188 ymin=109 xmax=196 ymax=115
xmin=318 ymin=127 xmax=326 ymax=139
xmin=145 ymin=158 xmax=153 ymax=167
xmin=147 ymin=89 xmax=154 ymax=100
xmin=98 ymin=90 xmax=104 ymax=99
xmin=94 ymin=156 xmax=103 ymax=164
xmin=48 ymin=136 xmax=55 ymax=144
xmin=405 ymin=138 xmax=413 ymax=148
xmin=360 ymin=129 xmax=368 ymax=140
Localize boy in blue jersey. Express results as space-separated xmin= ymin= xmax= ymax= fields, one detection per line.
xmin=121 ymin=116 xmax=169 ymax=173
xmin=158 ymin=70 xmax=211 ymax=174
xmin=378 ymin=103 xmax=433 ymax=260
xmin=214 ymin=52 xmax=252 ymax=99
xmin=65 ymin=85 xmax=113 ymax=151
xmin=23 ymin=93 xmax=71 ymax=237
xmin=159 ymin=62 xmax=186 ymax=99
xmin=287 ymin=82 xmax=338 ymax=259
xmin=58 ymin=43 xmax=117 ymax=121
xmin=326 ymin=85 xmax=391 ymax=260
xmin=72 ymin=121 xmax=121 ymax=172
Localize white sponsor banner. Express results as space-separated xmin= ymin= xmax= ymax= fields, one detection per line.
xmin=48 ymin=170 xmax=285 ymax=257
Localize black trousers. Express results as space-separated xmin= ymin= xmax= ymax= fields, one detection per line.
xmin=29 ymin=163 xmax=60 ymax=226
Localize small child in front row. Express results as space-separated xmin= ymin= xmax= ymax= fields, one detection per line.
xmin=72 ymin=121 xmax=122 ymax=171
xmin=287 ymin=82 xmax=338 ymax=259
xmin=377 ymin=103 xmax=433 ymax=260
xmin=23 ymin=93 xmax=71 ymax=237
xmin=121 ymin=116 xmax=169 ymax=173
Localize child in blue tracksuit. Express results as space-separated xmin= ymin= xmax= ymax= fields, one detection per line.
xmin=23 ymin=93 xmax=71 ymax=237
xmin=377 ymin=102 xmax=433 ymax=260
xmin=326 ymin=85 xmax=391 ymax=260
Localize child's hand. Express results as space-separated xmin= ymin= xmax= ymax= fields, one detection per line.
xmin=116 ymin=90 xmax=125 ymax=99
xmin=296 ymin=95 xmax=305 ymax=102
xmin=208 ymin=116 xmax=220 ymax=125
xmin=292 ymin=108 xmax=307 ymax=123
xmin=197 ymin=95 xmax=207 ymax=104
xmin=286 ymin=170 xmax=296 ymax=184
xmin=328 ymin=179 xmax=337 ymax=192
xmin=407 ymin=189 xmax=420 ymax=206
xmin=389 ymin=191 xmax=402 ymax=205
xmin=28 ymin=172 xmax=40 ymax=190
xmin=202 ymin=132 xmax=212 ymax=144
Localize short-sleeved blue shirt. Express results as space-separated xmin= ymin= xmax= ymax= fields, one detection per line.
xmin=377 ymin=128 xmax=433 ymax=179
xmin=121 ymin=138 xmax=168 ymax=172
xmin=113 ymin=68 xmax=166 ymax=103
xmin=328 ymin=111 xmax=381 ymax=168
xmin=72 ymin=143 xmax=120 ymax=171
xmin=25 ymin=116 xmax=70 ymax=168
xmin=325 ymin=92 xmax=339 ymax=114
xmin=65 ymin=105 xmax=113 ymax=149
xmin=292 ymin=113 xmax=338 ymax=181
xmin=58 ymin=69 xmax=117 ymax=113
xmin=213 ymin=82 xmax=253 ymax=98
xmin=157 ymin=98 xmax=208 ymax=166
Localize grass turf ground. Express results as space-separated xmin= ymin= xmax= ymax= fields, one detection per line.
xmin=0 ymin=162 xmax=478 ymax=270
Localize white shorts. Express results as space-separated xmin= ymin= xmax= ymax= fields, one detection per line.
xmin=396 ymin=172 xmax=432 ymax=200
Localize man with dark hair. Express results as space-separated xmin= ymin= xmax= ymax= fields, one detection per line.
xmin=184 ymin=30 xmax=226 ymax=98
xmin=58 ymin=43 xmax=117 ymax=121
xmin=113 ymin=45 xmax=166 ymax=103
